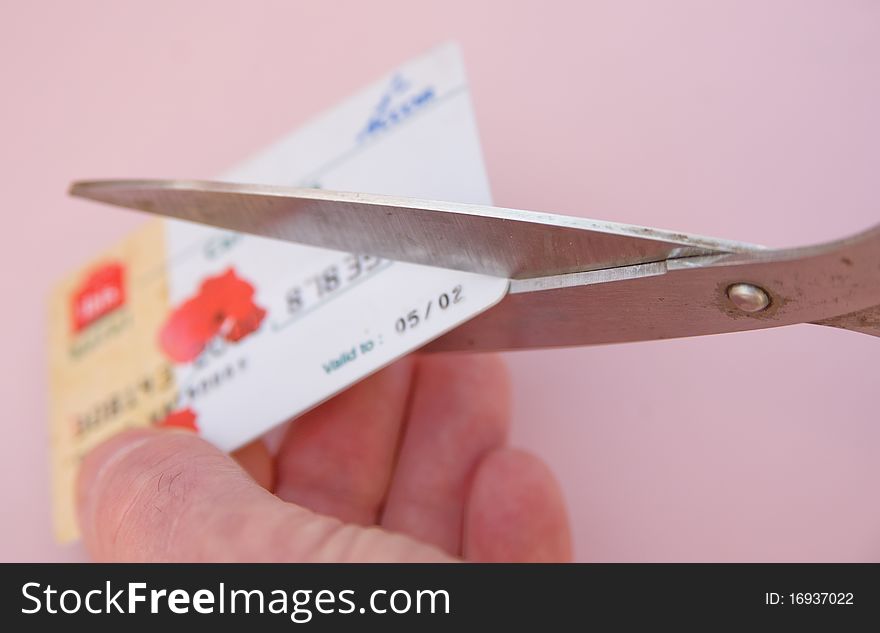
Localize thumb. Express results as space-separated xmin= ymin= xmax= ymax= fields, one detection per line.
xmin=76 ymin=428 xmax=453 ymax=562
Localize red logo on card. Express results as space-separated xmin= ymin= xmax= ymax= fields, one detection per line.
xmin=158 ymin=267 xmax=266 ymax=363
xmin=156 ymin=407 xmax=199 ymax=432
xmin=71 ymin=262 xmax=126 ymax=332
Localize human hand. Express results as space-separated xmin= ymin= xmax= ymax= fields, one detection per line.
xmin=76 ymin=354 xmax=571 ymax=562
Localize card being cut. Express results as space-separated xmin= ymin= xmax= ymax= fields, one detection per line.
xmin=49 ymin=43 xmax=508 ymax=542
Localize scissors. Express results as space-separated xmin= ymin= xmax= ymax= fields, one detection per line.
xmin=69 ymin=179 xmax=880 ymax=351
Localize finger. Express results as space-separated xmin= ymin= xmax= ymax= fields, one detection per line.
xmin=76 ymin=428 xmax=453 ymax=562
xmin=231 ymin=439 xmax=274 ymax=491
xmin=380 ymin=354 xmax=509 ymax=555
xmin=273 ymin=358 xmax=416 ymax=525
xmin=463 ymin=448 xmax=572 ymax=562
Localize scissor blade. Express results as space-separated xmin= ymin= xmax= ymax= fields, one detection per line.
xmin=429 ymin=222 xmax=880 ymax=350
xmin=69 ymin=179 xmax=754 ymax=279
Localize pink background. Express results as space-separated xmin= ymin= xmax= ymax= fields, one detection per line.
xmin=3 ymin=1 xmax=879 ymax=562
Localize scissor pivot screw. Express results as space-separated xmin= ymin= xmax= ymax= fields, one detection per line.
xmin=726 ymin=283 xmax=770 ymax=313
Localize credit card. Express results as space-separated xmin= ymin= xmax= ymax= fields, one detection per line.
xmin=49 ymin=43 xmax=509 ymax=542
